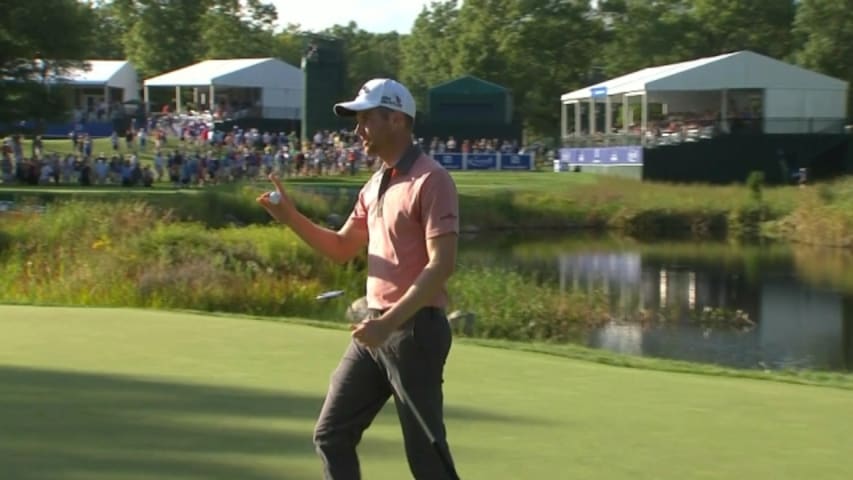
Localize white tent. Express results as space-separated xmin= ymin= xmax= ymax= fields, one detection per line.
xmin=559 ymin=50 xmax=849 ymax=137
xmin=43 ymin=60 xmax=140 ymax=122
xmin=143 ymin=58 xmax=303 ymax=120
xmin=53 ymin=60 xmax=140 ymax=109
xmin=58 ymin=60 xmax=139 ymax=95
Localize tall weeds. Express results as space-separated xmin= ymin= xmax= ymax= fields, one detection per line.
xmin=0 ymin=199 xmax=612 ymax=337
xmin=767 ymin=177 xmax=853 ymax=248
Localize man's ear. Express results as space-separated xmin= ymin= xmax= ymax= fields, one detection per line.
xmin=388 ymin=111 xmax=401 ymax=127
xmin=393 ymin=111 xmax=413 ymax=131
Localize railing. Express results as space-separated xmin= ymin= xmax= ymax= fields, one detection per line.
xmin=562 ymin=117 xmax=848 ymax=148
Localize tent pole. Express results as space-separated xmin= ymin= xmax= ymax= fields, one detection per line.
xmin=104 ymin=85 xmax=109 ymax=120
xmin=574 ymin=101 xmax=581 ymax=139
xmin=641 ymin=92 xmax=648 ymax=144
xmin=561 ymin=101 xmax=567 ymax=143
xmin=605 ymin=95 xmax=612 ymax=144
xmin=589 ymin=97 xmax=595 ymax=138
xmin=144 ymin=86 xmax=149 ymax=115
xmin=622 ymin=94 xmax=629 ymax=135
xmin=209 ymin=85 xmax=215 ymax=114
xmin=176 ymin=86 xmax=182 ymax=114
xmin=721 ymin=89 xmax=728 ymax=133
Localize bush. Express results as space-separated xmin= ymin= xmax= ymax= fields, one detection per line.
xmin=0 ymin=229 xmax=11 ymax=257
xmin=448 ymin=266 xmax=611 ymax=342
xmin=747 ymin=171 xmax=765 ymax=202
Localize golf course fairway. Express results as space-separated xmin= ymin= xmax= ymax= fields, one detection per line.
xmin=1 ymin=306 xmax=850 ymax=480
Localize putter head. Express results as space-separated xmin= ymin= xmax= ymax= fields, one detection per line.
xmin=316 ymin=290 xmax=345 ymax=301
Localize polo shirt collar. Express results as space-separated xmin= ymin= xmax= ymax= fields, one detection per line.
xmin=386 ymin=144 xmax=422 ymax=176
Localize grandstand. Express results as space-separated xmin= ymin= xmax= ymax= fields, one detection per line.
xmin=556 ymin=51 xmax=851 ymax=183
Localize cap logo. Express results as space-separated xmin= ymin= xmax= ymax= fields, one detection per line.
xmin=381 ymin=95 xmax=402 ymax=108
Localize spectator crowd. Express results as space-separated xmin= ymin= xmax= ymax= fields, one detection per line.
xmin=1 ymin=114 xmax=532 ymax=188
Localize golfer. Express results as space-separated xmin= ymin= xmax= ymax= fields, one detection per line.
xmin=257 ymin=78 xmax=460 ymax=479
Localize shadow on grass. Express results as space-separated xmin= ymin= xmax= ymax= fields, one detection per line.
xmin=0 ymin=366 xmax=385 ymax=480
xmin=0 ymin=365 xmax=539 ymax=479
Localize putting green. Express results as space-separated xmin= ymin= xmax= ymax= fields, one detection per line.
xmin=1 ymin=306 xmax=850 ymax=480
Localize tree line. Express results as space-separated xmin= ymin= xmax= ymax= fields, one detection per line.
xmin=1 ymin=0 xmax=850 ymax=138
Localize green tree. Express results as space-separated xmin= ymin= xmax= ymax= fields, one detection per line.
xmin=0 ymin=0 xmax=96 ymax=122
xmin=89 ymin=0 xmax=127 ymax=59
xmin=793 ymin=0 xmax=853 ymax=119
xmin=200 ymin=0 xmax=249 ymax=58
xmin=453 ymin=0 xmax=513 ymax=83
xmin=598 ymin=0 xmax=699 ymax=77
xmin=199 ymin=0 xmax=277 ymax=59
xmin=501 ymin=0 xmax=605 ymax=138
xmin=399 ymin=1 xmax=461 ymax=112
xmin=273 ymin=24 xmax=308 ymax=67
xmin=321 ymin=22 xmax=401 ymax=96
xmin=690 ymin=0 xmax=796 ymax=60
xmin=123 ymin=0 xmax=210 ymax=77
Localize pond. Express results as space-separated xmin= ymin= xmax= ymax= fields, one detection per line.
xmin=0 ymin=199 xmax=45 ymax=215
xmin=460 ymin=233 xmax=853 ymax=372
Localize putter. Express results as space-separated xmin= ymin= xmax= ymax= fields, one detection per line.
xmin=373 ymin=348 xmax=461 ymax=480
xmin=317 ymin=291 xmax=460 ymax=479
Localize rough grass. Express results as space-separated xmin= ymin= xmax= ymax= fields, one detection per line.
xmin=0 ymin=200 xmax=608 ymax=335
xmin=766 ymin=176 xmax=853 ymax=248
xmin=1 ymin=306 xmax=851 ymax=480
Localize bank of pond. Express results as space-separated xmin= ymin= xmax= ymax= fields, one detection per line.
xmin=1 ymin=172 xmax=851 ymax=247
xmin=1 ymin=198 xmax=851 ymax=374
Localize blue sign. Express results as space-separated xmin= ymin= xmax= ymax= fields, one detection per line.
xmin=436 ymin=154 xmax=463 ymax=170
xmin=590 ymin=86 xmax=608 ymax=98
xmin=500 ymin=154 xmax=533 ymax=170
xmin=434 ymin=153 xmax=533 ymax=171
xmin=466 ymin=154 xmax=497 ymax=170
xmin=558 ymin=146 xmax=643 ymax=166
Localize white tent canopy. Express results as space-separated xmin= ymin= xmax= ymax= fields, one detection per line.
xmin=560 ymin=50 xmax=849 ymax=137
xmin=58 ymin=60 xmax=139 ymax=92
xmin=143 ymin=58 xmax=303 ymax=120
xmin=52 ymin=60 xmax=140 ymax=104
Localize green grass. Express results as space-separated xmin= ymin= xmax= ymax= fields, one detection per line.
xmin=25 ymin=137 xmax=159 ymax=165
xmin=1 ymin=306 xmax=851 ymax=480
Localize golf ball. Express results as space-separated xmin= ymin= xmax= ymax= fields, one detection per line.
xmin=269 ymin=191 xmax=281 ymax=205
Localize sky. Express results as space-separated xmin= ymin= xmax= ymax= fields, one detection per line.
xmin=270 ymin=0 xmax=434 ymax=34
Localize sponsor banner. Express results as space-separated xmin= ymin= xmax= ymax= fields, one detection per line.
xmin=433 ymin=153 xmax=534 ymax=171
xmin=500 ymin=154 xmax=533 ymax=170
xmin=436 ymin=153 xmax=463 ymax=170
xmin=558 ymin=146 xmax=644 ymax=166
xmin=466 ymin=154 xmax=497 ymax=170
xmin=590 ymin=86 xmax=608 ymax=98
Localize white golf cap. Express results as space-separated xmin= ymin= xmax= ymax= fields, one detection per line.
xmin=333 ymin=78 xmax=416 ymax=119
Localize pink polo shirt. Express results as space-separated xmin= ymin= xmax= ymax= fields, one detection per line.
xmin=349 ymin=146 xmax=459 ymax=310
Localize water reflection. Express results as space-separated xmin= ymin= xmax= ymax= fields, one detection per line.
xmin=0 ymin=199 xmax=46 ymax=215
xmin=463 ymin=235 xmax=853 ymax=372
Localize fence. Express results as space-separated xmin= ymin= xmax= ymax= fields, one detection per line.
xmin=561 ymin=118 xmax=848 ymax=148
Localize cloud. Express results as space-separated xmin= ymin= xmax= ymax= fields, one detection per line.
xmin=270 ymin=0 xmax=432 ymax=34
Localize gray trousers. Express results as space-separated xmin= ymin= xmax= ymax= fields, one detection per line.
xmin=313 ymin=307 xmax=456 ymax=479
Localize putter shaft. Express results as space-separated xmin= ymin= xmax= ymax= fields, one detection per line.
xmin=375 ymin=349 xmax=460 ymax=480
